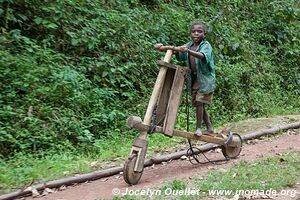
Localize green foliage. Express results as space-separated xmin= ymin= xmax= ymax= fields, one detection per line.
xmin=0 ymin=0 xmax=299 ymax=156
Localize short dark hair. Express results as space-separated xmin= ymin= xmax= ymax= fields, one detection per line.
xmin=190 ymin=22 xmax=207 ymax=34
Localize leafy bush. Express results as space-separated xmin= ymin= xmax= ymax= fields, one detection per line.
xmin=0 ymin=0 xmax=299 ymax=156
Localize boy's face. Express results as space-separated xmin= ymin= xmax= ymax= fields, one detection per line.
xmin=190 ymin=24 xmax=205 ymax=44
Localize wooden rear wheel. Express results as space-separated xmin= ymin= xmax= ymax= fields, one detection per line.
xmin=221 ymin=133 xmax=242 ymax=159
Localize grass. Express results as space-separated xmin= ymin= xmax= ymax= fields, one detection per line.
xmin=165 ymin=151 xmax=300 ymax=200
xmin=196 ymin=152 xmax=300 ymax=194
xmin=1 ymin=114 xmax=299 ymax=195
xmin=0 ymin=152 xmax=92 ymax=194
xmin=0 ymin=132 xmax=184 ymax=195
xmin=113 ymin=151 xmax=300 ymax=200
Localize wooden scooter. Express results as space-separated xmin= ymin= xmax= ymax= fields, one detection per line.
xmin=123 ymin=47 xmax=242 ymax=185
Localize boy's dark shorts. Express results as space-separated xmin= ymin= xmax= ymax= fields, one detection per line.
xmin=192 ymin=82 xmax=213 ymax=106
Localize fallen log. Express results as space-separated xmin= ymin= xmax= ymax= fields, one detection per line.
xmin=242 ymin=121 xmax=300 ymax=141
xmin=1 ymin=121 xmax=300 ymax=200
xmin=0 ymin=167 xmax=123 ymax=200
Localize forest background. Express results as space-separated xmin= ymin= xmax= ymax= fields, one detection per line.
xmin=0 ymin=0 xmax=299 ymax=194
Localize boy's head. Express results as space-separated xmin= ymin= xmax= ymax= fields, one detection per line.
xmin=190 ymin=22 xmax=206 ymax=44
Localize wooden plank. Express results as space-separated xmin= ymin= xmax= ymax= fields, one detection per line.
xmin=156 ymin=61 xmax=189 ymax=126
xmin=172 ymin=130 xmax=225 ymax=145
xmin=157 ymin=60 xmax=178 ymax=69
xmin=140 ymin=50 xmax=173 ymax=139
xmin=156 ymin=68 xmax=176 ymax=126
xmin=163 ymin=67 xmax=186 ymax=137
xmin=126 ymin=116 xmax=226 ymax=145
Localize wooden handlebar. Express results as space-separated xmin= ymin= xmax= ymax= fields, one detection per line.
xmin=154 ymin=44 xmax=187 ymax=52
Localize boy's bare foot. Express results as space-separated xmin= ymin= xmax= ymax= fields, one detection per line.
xmin=195 ymin=128 xmax=202 ymax=137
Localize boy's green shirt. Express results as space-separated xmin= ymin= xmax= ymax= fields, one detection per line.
xmin=176 ymin=40 xmax=216 ymax=94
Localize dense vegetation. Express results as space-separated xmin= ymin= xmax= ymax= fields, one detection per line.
xmin=0 ymin=0 xmax=299 ymax=157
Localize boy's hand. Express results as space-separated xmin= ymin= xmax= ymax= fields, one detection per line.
xmin=154 ymin=43 xmax=164 ymax=50
xmin=176 ymin=46 xmax=188 ymax=52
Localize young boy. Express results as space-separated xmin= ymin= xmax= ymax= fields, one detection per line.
xmin=155 ymin=23 xmax=216 ymax=136
xmin=178 ymin=22 xmax=215 ymax=136
xmin=156 ymin=22 xmax=215 ymax=136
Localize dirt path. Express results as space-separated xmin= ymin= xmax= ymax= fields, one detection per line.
xmin=23 ymin=130 xmax=300 ymax=200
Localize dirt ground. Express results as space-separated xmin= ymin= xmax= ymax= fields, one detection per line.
xmin=20 ymin=115 xmax=300 ymax=200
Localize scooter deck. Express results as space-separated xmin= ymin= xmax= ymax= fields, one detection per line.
xmin=127 ymin=116 xmax=232 ymax=146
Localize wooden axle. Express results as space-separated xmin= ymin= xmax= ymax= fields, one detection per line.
xmin=127 ymin=116 xmax=239 ymax=146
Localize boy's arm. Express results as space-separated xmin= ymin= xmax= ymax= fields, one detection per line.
xmin=190 ymin=42 xmax=213 ymax=63
xmin=187 ymin=49 xmax=205 ymax=59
